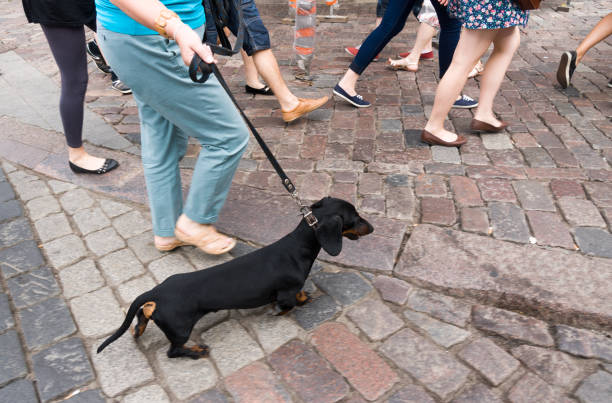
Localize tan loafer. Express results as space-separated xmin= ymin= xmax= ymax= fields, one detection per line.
xmin=282 ymin=96 xmax=329 ymax=122
xmin=421 ymin=129 xmax=467 ymax=147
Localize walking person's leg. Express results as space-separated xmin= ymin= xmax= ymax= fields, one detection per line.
xmin=40 ymin=24 xmax=118 ymax=173
xmin=473 ymin=27 xmax=520 ymax=128
xmin=335 ymin=0 xmax=416 ymax=106
xmin=423 ymin=28 xmax=497 ymax=142
xmin=557 ymin=12 xmax=612 ymax=88
xmin=388 ymin=22 xmax=437 ymax=71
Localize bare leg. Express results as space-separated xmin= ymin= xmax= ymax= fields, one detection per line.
xmin=389 ymin=22 xmax=436 ymax=69
xmin=424 ymin=28 xmax=497 ymax=142
xmin=68 ymin=147 xmax=107 ymax=170
xmin=473 ymin=27 xmax=520 ymax=127
xmin=241 ymin=49 xmax=266 ymax=89
xmin=337 ymin=69 xmax=361 ymax=96
xmin=252 ymin=49 xmax=299 ymax=111
xmin=575 ymin=12 xmax=612 ymax=64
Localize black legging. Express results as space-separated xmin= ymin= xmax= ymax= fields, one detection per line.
xmin=41 ymin=24 xmax=90 ymax=148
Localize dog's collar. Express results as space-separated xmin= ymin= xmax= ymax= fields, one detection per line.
xmin=300 ymin=206 xmax=319 ymax=228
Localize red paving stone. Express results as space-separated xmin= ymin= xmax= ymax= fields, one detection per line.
xmin=311 ymin=323 xmax=398 ymax=401
xmin=224 ymin=362 xmax=292 ymax=403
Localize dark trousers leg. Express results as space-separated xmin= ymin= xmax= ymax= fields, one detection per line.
xmin=40 ymin=24 xmax=88 ymax=148
xmin=430 ymin=1 xmax=462 ymax=78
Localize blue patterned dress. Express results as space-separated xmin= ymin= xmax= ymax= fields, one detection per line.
xmin=448 ymin=0 xmax=529 ymax=30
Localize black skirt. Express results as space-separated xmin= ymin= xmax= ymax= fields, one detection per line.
xmin=22 ymin=0 xmax=96 ymax=28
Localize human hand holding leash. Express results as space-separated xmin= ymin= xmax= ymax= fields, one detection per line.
xmin=171 ymin=21 xmax=217 ymax=66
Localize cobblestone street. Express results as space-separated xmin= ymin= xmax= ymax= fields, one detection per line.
xmin=0 ymin=0 xmax=611 ymax=402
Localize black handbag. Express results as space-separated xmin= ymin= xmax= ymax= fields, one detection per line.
xmin=202 ymin=0 xmax=244 ymax=56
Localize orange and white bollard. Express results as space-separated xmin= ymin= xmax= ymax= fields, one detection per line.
xmin=294 ymin=0 xmax=316 ymax=79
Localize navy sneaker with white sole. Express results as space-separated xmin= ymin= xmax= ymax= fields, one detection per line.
xmin=333 ymin=84 xmax=371 ymax=108
xmin=452 ymin=94 xmax=478 ymax=109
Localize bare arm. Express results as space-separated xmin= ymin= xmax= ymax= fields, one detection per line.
xmin=110 ymin=0 xmax=216 ymax=65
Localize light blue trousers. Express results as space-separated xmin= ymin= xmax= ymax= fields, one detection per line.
xmin=97 ymin=25 xmax=249 ymax=237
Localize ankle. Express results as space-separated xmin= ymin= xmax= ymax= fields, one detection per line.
xmin=280 ymin=96 xmax=299 ymax=112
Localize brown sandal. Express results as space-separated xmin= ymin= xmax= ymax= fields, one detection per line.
xmin=175 ymin=226 xmax=236 ymax=255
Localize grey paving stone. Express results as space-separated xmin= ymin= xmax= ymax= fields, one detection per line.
xmin=387 ymin=384 xmax=435 ymax=403
xmin=183 ymin=245 xmax=233 ymax=270
xmin=34 ymin=212 xmax=72 ymax=242
xmin=64 ymin=389 xmax=106 ymax=403
xmin=0 ymin=293 xmax=14 ymax=332
xmin=117 ymin=275 xmax=156 ymax=305
xmin=513 ymin=181 xmax=555 ymax=211
xmin=0 ymin=181 xmax=15 ymax=202
xmin=47 ymin=179 xmax=77 ymax=194
xmin=0 ymin=330 xmax=27 ymax=385
xmin=7 ymin=170 xmax=37 ymax=184
xmin=403 ymin=310 xmax=470 ymax=348
xmin=0 ymin=217 xmax=32 ymax=248
xmin=347 ymin=299 xmax=404 ymax=341
xmin=379 ymin=119 xmax=402 ymax=132
xmin=574 ymin=227 xmax=612 ymax=258
xmin=32 ymin=338 xmax=95 ymax=402
xmin=59 ymin=189 xmax=95 ymax=214
xmin=556 ymin=325 xmax=612 ymax=362
xmin=0 ymin=379 xmax=37 ymax=403
xmin=149 ymin=254 xmax=194 ymax=282
xmin=155 ymin=347 xmax=218 ymax=400
xmin=431 ymin=146 xmax=461 ymax=164
xmin=507 ymin=372 xmax=567 ymax=403
xmin=202 ymin=319 xmax=264 ymax=376
xmin=189 ymin=389 xmax=230 ymax=403
xmin=73 ymin=207 xmax=111 ymax=235
xmin=511 ymin=345 xmax=583 ymax=387
xmin=19 ymin=296 xmax=76 ymax=350
xmin=7 ymin=266 xmax=60 ymax=308
xmin=84 ymin=227 xmax=125 ymax=257
xmin=229 ymin=241 xmax=258 ymax=258
xmin=373 ymin=275 xmax=413 ymax=305
xmin=405 ymin=289 xmax=472 ymax=327
xmin=293 ymin=294 xmax=339 ymax=330
xmin=99 ymin=198 xmax=132 ymax=218
xmin=489 ymin=202 xmax=531 ymax=243
xmin=0 ymin=240 xmax=44 ymax=278
xmin=112 ymin=210 xmax=151 ymax=239
xmin=98 ymin=248 xmax=144 ymax=286
xmin=380 ymin=328 xmax=470 ymax=400
xmin=59 ymin=259 xmax=105 ymax=299
xmin=248 ymin=314 xmax=299 ymax=354
xmin=522 ymin=147 xmax=556 ymax=168
xmin=312 ymin=271 xmax=372 ymax=306
xmin=91 ymin=335 xmax=154 ymax=397
xmin=396 ymin=224 xmax=612 ymax=330
xmin=575 ymin=371 xmax=612 ymax=403
xmin=473 ymin=305 xmax=554 ymax=346
xmin=192 ymin=310 xmax=231 ymax=336
xmin=451 ymin=383 xmax=503 ymax=403
xmin=70 ymin=287 xmax=124 ymax=338
xmin=126 ymin=231 xmax=165 ymax=264
xmin=0 ymin=199 xmax=23 ymax=222
xmin=42 ymin=235 xmax=87 ymax=269
xmin=123 ymin=384 xmax=170 ymax=403
xmin=386 ymin=174 xmax=412 ymax=187
xmin=559 ymin=198 xmax=606 ymax=228
xmin=26 ymin=195 xmax=61 ymax=220
xmin=458 ymin=338 xmax=520 ymax=386
xmin=13 ymin=179 xmax=50 ymax=201
xmin=482 ymin=133 xmax=514 ymax=150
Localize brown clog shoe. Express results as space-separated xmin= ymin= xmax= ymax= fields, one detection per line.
xmin=154 ymin=239 xmax=187 ymax=252
xmin=470 ymin=119 xmax=509 ymax=133
xmin=421 ymin=130 xmax=467 ymax=147
xmin=175 ymin=227 xmax=236 ymax=255
xmin=282 ymin=96 xmax=329 ymax=122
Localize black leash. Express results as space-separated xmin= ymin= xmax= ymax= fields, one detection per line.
xmin=189 ymin=56 xmax=318 ymax=227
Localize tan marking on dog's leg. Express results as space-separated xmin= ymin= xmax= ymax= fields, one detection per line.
xmin=142 ymin=301 xmax=156 ymax=318
xmin=296 ymin=291 xmax=308 ymax=303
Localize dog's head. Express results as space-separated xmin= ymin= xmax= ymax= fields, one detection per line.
xmin=310 ymin=197 xmax=374 ymax=256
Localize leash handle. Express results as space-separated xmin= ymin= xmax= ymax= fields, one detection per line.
xmin=189 ymin=56 xmax=300 ymax=198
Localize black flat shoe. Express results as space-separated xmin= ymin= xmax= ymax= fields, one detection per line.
xmin=245 ymin=84 xmax=273 ymax=95
xmin=69 ymin=159 xmax=119 ymax=174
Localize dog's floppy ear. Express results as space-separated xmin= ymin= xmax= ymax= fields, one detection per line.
xmin=314 ymin=215 xmax=343 ymax=256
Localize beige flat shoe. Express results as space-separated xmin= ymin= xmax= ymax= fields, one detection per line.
xmin=175 ymin=226 xmax=236 ymax=255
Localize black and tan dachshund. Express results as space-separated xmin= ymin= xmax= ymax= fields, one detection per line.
xmin=97 ymin=197 xmax=373 ymax=359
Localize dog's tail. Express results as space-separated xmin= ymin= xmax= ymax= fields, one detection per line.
xmin=97 ymin=291 xmax=155 ymax=353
